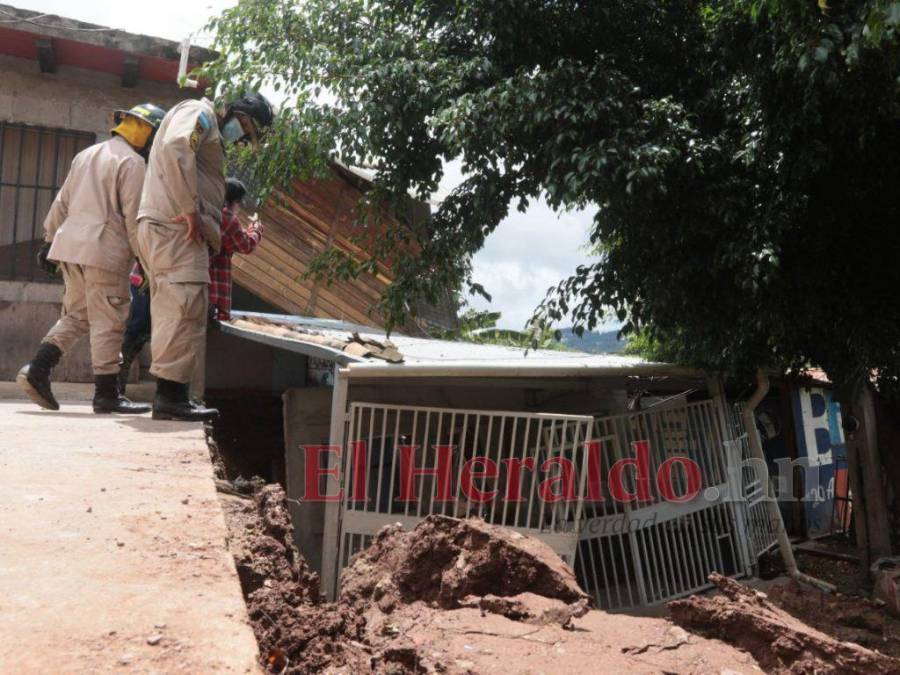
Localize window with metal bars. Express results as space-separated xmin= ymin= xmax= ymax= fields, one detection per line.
xmin=0 ymin=122 xmax=96 ymax=282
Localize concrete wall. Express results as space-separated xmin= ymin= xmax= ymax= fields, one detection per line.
xmin=0 ymin=53 xmax=197 ymax=138
xmin=0 ymin=280 xmax=92 ymax=381
xmin=283 ymin=386 xmax=334 ymax=575
xmin=205 ymin=329 xmax=309 ymax=394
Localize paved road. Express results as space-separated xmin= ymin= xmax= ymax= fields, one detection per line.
xmin=0 ymin=387 xmax=260 ymax=673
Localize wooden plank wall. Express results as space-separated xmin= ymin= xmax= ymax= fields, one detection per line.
xmin=232 ymin=169 xmax=403 ymax=329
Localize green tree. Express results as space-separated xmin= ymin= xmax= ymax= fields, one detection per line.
xmin=203 ymin=1 xmax=900 ymax=558
xmin=201 ymin=0 xmax=708 ymax=333
xmin=434 ymin=308 xmax=567 ymax=350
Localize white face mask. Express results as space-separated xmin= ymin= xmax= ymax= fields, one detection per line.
xmin=221 ymin=117 xmax=245 ymax=144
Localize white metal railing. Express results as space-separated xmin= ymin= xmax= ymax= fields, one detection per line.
xmin=322 ymin=398 xmax=767 ymax=607
xmin=731 ymin=402 xmax=780 ymax=559
xmin=558 ymin=399 xmax=752 ymax=610
xmin=325 ymin=402 xmax=594 ymax=597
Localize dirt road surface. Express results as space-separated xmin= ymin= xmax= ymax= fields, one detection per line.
xmin=0 ymin=391 xmax=261 ymax=673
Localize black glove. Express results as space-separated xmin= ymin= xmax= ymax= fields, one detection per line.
xmin=36 ymin=242 xmax=59 ymax=276
xmin=208 ymin=303 xmax=221 ymax=329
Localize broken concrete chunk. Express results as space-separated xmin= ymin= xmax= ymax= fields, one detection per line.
xmin=230 ymin=318 xmax=406 ymax=362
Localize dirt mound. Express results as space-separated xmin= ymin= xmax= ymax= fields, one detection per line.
xmin=340 ymin=515 xmax=589 ymax=612
xmin=222 ymin=501 xmax=766 ymax=673
xmin=337 ymin=517 xmax=763 ymax=674
xmin=220 ymin=485 xmax=367 ymax=674
xmin=219 ymin=489 xmax=899 ymax=674
xmin=767 ymin=579 xmax=900 ymax=659
xmin=669 ymin=573 xmax=900 ymax=674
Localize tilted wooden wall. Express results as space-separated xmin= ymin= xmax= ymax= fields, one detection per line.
xmin=232 ymin=168 xmax=409 ymax=329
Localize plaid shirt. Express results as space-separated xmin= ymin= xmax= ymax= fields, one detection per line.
xmin=208 ymin=206 xmax=262 ymax=320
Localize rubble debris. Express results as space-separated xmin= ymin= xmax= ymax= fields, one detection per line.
xmin=620 ymin=625 xmax=691 ymax=655
xmin=221 ymin=485 xmax=368 ymax=674
xmin=222 ymin=496 xmax=765 ymax=674
xmin=339 ymin=515 xmax=589 ymax=611
xmin=669 ymin=572 xmax=900 ymax=674
xmin=216 ymin=476 xmax=266 ymax=499
xmin=231 ymin=316 xmax=404 ymax=363
xmin=205 ymin=431 xmax=228 ymax=480
xmin=232 ymin=485 xmax=321 ymax=603
xmin=457 ymin=592 xmax=589 ymax=629
xmin=766 ymin=579 xmax=900 ymax=659
xmin=345 ymin=332 xmax=403 ymax=363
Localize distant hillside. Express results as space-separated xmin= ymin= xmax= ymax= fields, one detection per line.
xmin=558 ymin=327 xmax=626 ymax=354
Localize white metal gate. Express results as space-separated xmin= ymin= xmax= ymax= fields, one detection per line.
xmin=731 ymin=402 xmax=780 ymax=559
xmin=320 ymin=398 xmax=769 ymax=607
xmin=323 ymin=402 xmax=594 ymax=597
xmin=571 ymin=399 xmax=753 ymax=610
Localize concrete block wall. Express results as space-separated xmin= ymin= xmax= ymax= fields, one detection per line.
xmin=283 ymin=386 xmax=333 ymax=575
xmin=0 ymin=53 xmax=197 ymax=138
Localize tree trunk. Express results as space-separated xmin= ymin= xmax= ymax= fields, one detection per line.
xmin=842 ymin=385 xmax=893 ymax=575
xmin=873 ymin=393 xmax=900 ymax=546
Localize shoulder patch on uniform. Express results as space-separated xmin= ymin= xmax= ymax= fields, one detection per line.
xmin=198 ymin=111 xmax=213 ymax=131
xmin=190 ymin=120 xmax=202 ymax=151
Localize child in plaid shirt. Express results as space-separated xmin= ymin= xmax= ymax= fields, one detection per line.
xmin=208 ymin=178 xmax=264 ymax=320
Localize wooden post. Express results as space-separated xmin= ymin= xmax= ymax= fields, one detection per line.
xmin=843 ymin=384 xmax=892 ymax=575
xmin=844 ymin=423 xmax=870 ymax=573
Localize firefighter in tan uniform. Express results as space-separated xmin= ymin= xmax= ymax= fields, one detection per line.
xmin=137 ymin=92 xmax=273 ymax=421
xmin=17 ymin=103 xmax=167 ymax=414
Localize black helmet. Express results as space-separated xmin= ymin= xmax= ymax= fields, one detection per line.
xmin=226 ymin=92 xmax=274 ymax=133
xmin=114 ymin=103 xmax=167 ymax=129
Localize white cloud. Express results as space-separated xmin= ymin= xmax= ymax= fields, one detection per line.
xmin=467 ymin=205 xmax=595 ymax=330
xmin=435 ymin=161 xmax=600 ymax=330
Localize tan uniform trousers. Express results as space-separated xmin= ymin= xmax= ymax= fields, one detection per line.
xmin=137 ymin=220 xmax=209 ymax=385
xmin=43 ymin=263 xmax=131 ymax=375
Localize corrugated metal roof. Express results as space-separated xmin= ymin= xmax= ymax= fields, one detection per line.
xmin=222 ymin=311 xmax=702 ymax=378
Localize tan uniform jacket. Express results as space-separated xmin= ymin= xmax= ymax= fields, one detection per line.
xmin=137 ymin=98 xmax=225 ymax=256
xmin=44 ymin=135 xmax=145 ymax=274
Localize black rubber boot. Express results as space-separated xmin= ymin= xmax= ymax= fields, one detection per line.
xmin=16 ymin=343 xmax=62 ymax=410
xmin=152 ymin=378 xmax=218 ymax=421
xmin=93 ymin=374 xmax=151 ymax=414
xmin=117 ymin=336 xmax=147 ymax=395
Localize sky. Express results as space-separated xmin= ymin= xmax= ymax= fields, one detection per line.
xmin=10 ymin=0 xmax=606 ymax=331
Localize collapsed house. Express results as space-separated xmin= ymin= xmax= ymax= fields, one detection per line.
xmin=202 ymin=160 xmax=851 ymax=610
xmin=207 ymin=312 xmax=790 ymax=610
